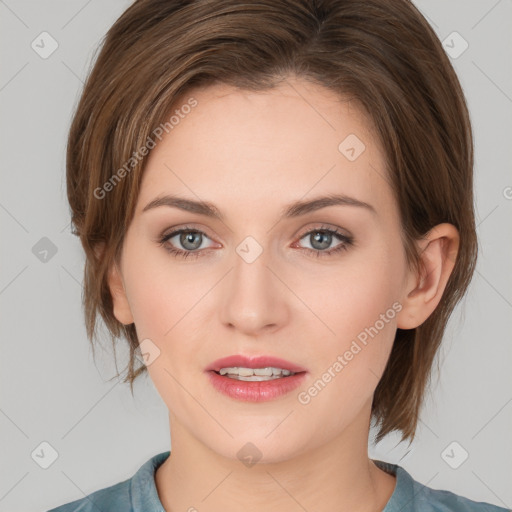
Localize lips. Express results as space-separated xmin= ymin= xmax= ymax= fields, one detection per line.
xmin=205 ymin=355 xmax=307 ymax=374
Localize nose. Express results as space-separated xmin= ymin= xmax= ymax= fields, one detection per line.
xmin=218 ymin=243 xmax=290 ymax=336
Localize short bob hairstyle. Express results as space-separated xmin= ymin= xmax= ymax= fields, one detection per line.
xmin=66 ymin=0 xmax=476 ymax=445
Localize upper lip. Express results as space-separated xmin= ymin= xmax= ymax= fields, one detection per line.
xmin=206 ymin=355 xmax=307 ymax=373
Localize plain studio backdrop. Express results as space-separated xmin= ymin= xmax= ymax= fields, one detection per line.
xmin=0 ymin=1 xmax=511 ymax=511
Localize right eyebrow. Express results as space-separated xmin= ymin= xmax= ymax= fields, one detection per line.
xmin=142 ymin=195 xmax=223 ymax=220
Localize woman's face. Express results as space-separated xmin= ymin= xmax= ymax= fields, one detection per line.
xmin=110 ymin=78 xmax=416 ymax=462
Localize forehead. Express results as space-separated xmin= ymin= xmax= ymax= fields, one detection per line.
xmin=137 ymin=79 xmax=393 ymax=221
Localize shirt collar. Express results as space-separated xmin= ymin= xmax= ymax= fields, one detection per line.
xmin=373 ymin=459 xmax=416 ymax=511
xmin=130 ymin=450 xmax=170 ymax=512
xmin=130 ymin=452 xmax=413 ymax=512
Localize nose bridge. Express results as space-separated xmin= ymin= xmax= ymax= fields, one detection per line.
xmin=219 ymin=235 xmax=288 ymax=333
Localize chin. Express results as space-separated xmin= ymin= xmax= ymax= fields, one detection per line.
xmin=202 ymin=430 xmax=310 ymax=466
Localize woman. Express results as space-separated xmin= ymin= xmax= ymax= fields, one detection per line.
xmin=48 ymin=0 xmax=508 ymax=510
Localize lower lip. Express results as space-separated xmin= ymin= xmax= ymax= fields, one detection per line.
xmin=206 ymin=370 xmax=307 ymax=402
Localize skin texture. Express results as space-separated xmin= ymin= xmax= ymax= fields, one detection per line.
xmin=107 ymin=77 xmax=459 ymax=512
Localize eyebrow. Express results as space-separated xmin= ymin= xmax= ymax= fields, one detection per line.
xmin=141 ymin=193 xmax=377 ymax=220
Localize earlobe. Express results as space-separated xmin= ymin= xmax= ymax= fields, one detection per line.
xmin=396 ymin=223 xmax=459 ymax=330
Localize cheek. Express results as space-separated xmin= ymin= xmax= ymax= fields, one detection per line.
xmin=122 ymin=251 xmax=208 ymax=408
xmin=293 ymin=258 xmax=401 ymax=432
xmin=121 ymin=243 xmax=213 ymax=395
xmin=122 ymin=241 xmax=203 ymax=338
xmin=299 ymin=242 xmax=403 ymax=385
xmin=308 ymin=245 xmax=402 ymax=338
xmin=125 ymin=277 xmax=175 ymax=338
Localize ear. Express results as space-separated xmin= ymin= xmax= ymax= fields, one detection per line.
xmin=94 ymin=242 xmax=134 ymax=326
xmin=396 ymin=223 xmax=459 ymax=330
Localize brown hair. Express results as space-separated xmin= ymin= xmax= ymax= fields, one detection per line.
xmin=66 ymin=0 xmax=476 ymax=445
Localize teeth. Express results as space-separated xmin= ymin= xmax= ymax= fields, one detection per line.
xmin=217 ymin=366 xmax=295 ymax=380
xmin=254 ymin=368 xmax=273 ymax=376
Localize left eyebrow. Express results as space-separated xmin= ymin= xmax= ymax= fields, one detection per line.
xmin=141 ymin=193 xmax=377 ymax=220
xmin=281 ymin=194 xmax=377 ymax=218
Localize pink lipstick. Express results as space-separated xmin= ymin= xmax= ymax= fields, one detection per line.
xmin=205 ymin=354 xmax=308 ymax=402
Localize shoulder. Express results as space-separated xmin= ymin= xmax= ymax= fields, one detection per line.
xmin=46 ymin=451 xmax=171 ymax=512
xmin=374 ymin=459 xmax=510 ymax=512
xmin=46 ymin=479 xmax=130 ymax=512
xmin=411 ymin=479 xmax=510 ymax=512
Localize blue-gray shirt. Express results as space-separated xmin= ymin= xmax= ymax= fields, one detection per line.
xmin=47 ymin=451 xmax=509 ymax=511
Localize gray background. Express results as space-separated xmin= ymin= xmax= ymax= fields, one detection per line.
xmin=0 ymin=1 xmax=511 ymax=511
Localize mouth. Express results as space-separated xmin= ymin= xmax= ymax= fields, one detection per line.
xmin=205 ymin=354 xmax=308 ymax=401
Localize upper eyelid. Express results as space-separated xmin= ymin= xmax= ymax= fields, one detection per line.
xmin=296 ymin=224 xmax=349 ymax=238
xmin=161 ymin=225 xmax=215 ymax=242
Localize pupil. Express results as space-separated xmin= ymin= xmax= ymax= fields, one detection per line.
xmin=312 ymin=231 xmax=331 ymax=250
xmin=181 ymin=231 xmax=201 ymax=250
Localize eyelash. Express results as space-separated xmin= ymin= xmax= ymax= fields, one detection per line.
xmin=157 ymin=224 xmax=354 ymax=260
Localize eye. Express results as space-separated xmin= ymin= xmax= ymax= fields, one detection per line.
xmin=157 ymin=226 xmax=217 ymax=259
xmin=157 ymin=224 xmax=354 ymax=260
xmin=293 ymin=225 xmax=354 ymax=258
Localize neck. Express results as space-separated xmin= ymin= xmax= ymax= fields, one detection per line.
xmin=155 ymin=401 xmax=396 ymax=512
